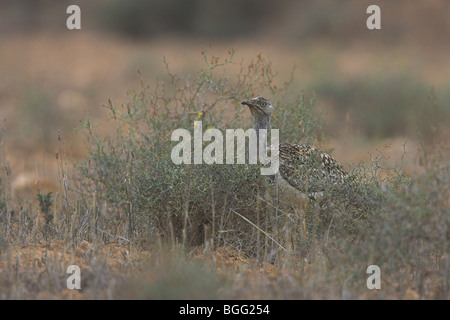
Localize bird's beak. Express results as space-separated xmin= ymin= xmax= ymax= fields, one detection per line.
xmin=241 ymin=100 xmax=260 ymax=115
xmin=241 ymin=100 xmax=252 ymax=107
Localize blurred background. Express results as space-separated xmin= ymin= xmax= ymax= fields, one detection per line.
xmin=0 ymin=0 xmax=449 ymax=198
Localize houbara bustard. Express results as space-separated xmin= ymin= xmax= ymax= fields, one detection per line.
xmin=241 ymin=96 xmax=348 ymax=204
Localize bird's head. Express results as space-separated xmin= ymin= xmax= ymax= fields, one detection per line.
xmin=241 ymin=96 xmax=274 ymax=118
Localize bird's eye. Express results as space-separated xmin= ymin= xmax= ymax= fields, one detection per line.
xmin=260 ymin=102 xmax=266 ymax=106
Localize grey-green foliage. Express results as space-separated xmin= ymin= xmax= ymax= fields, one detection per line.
xmin=132 ymin=147 xmax=269 ymax=244
xmin=0 ymin=231 xmax=5 ymax=255
xmin=79 ymin=50 xmax=309 ymax=249
xmin=37 ymin=192 xmax=53 ymax=224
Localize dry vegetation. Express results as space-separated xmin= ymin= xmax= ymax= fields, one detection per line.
xmin=0 ymin=1 xmax=449 ymax=300
xmin=1 ymin=48 xmax=448 ymax=300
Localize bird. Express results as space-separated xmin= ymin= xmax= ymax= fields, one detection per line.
xmin=241 ymin=96 xmax=348 ymax=203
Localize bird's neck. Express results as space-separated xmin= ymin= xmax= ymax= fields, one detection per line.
xmin=253 ymin=114 xmax=271 ymax=133
xmin=253 ymin=114 xmax=271 ymax=150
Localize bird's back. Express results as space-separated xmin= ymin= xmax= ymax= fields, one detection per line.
xmin=277 ymin=143 xmax=348 ymax=194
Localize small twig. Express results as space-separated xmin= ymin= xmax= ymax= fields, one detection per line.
xmin=94 ymin=227 xmax=131 ymax=243
xmin=255 ymin=196 xmax=295 ymax=222
xmin=230 ymin=208 xmax=286 ymax=252
xmin=162 ymin=56 xmax=175 ymax=84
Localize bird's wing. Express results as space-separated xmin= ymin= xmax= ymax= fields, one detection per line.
xmin=278 ymin=143 xmax=348 ymax=193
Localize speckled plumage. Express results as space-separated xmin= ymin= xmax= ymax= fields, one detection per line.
xmin=277 ymin=143 xmax=348 ymax=193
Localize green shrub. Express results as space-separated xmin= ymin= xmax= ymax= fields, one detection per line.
xmin=76 ymin=51 xmax=329 ymax=252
